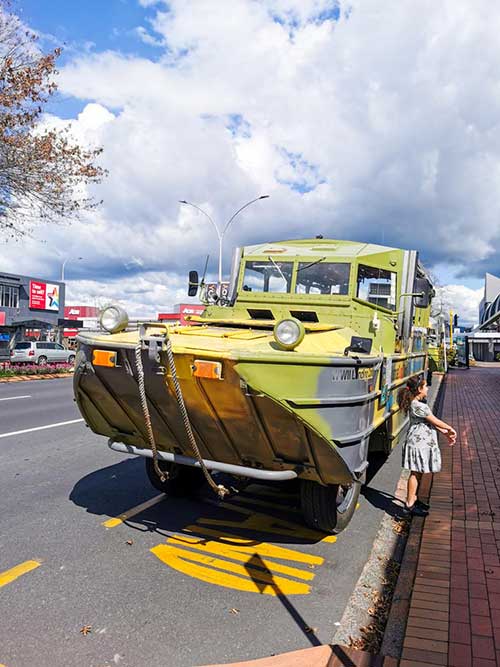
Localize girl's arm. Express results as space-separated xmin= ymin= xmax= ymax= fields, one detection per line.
xmin=426 ymin=413 xmax=455 ymax=433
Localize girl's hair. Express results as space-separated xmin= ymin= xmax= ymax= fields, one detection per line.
xmin=398 ymin=376 xmax=426 ymax=413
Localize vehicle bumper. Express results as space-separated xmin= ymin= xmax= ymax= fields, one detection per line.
xmin=108 ymin=439 xmax=299 ymax=481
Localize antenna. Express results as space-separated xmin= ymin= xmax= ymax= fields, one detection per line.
xmin=201 ymin=254 xmax=209 ymax=289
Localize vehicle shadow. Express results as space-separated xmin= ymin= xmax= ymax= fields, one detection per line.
xmin=362 ymin=451 xmax=406 ymax=518
xmin=69 ymin=457 xmax=328 ymax=547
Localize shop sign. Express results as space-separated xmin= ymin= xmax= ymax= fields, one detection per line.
xmin=29 ymin=281 xmax=60 ymax=311
xmin=0 ymin=311 xmax=5 ymax=326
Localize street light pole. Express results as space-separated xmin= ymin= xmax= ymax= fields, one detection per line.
xmin=60 ymin=256 xmax=83 ymax=282
xmin=179 ymin=196 xmax=269 ymax=297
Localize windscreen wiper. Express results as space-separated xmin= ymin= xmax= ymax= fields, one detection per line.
xmin=296 ymin=256 xmax=327 ymax=272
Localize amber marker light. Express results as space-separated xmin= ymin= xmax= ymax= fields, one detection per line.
xmin=192 ymin=359 xmax=223 ymax=379
xmin=92 ymin=350 xmax=117 ymax=367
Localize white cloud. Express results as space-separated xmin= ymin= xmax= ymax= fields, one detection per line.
xmin=4 ymin=0 xmax=500 ymax=319
xmin=435 ymin=285 xmax=484 ymax=325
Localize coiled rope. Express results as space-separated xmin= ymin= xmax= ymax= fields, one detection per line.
xmin=134 ymin=336 xmax=229 ymax=499
xmin=135 ymin=342 xmax=167 ymax=482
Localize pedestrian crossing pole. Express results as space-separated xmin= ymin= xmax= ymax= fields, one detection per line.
xmin=449 ymin=310 xmax=454 ymax=344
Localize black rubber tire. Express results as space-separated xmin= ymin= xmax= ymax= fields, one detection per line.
xmin=300 ymin=478 xmax=362 ymax=534
xmin=38 ymin=355 xmax=48 ymax=366
xmin=145 ymin=459 xmax=205 ymax=497
xmin=68 ymin=354 xmax=75 ymax=364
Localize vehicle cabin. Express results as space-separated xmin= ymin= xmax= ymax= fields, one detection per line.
xmin=197 ymin=238 xmax=433 ymax=355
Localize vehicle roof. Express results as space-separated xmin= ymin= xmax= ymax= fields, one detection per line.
xmin=242 ymin=238 xmax=410 ymax=258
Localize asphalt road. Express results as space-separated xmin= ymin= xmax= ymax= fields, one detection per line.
xmin=0 ymin=378 xmax=404 ymax=667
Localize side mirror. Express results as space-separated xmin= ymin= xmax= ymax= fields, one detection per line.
xmin=188 ymin=270 xmax=199 ymax=297
xmin=414 ymin=277 xmax=431 ymax=308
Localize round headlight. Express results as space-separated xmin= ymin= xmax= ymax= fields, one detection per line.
xmin=273 ymin=317 xmax=305 ymax=350
xmin=100 ymin=305 xmax=129 ymax=334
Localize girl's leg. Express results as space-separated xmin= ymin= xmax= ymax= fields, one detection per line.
xmin=406 ymin=471 xmax=420 ymax=507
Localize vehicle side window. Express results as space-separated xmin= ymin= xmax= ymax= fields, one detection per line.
xmin=242 ymin=261 xmax=293 ymax=293
xmin=56 ymin=344 xmax=64 ymax=350
xmin=37 ymin=343 xmax=48 ymax=349
xmin=296 ymin=262 xmax=350 ymax=295
xmin=46 ymin=343 xmax=56 ymax=349
xmin=357 ymin=265 xmax=397 ymax=311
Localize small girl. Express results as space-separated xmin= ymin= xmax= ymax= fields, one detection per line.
xmin=398 ymin=376 xmax=456 ymax=516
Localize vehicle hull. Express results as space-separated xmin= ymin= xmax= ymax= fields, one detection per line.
xmin=74 ymin=336 xmax=392 ymax=486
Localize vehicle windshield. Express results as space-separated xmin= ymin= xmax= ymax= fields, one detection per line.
xmin=296 ymin=262 xmax=350 ymax=295
xmin=242 ymin=260 xmax=293 ymax=293
xmin=15 ymin=343 xmax=31 ymax=350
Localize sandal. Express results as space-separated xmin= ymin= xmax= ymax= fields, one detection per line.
xmin=416 ymin=499 xmax=430 ymax=511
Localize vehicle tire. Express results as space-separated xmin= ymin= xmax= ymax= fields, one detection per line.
xmin=145 ymin=459 xmax=205 ymax=497
xmin=38 ymin=355 xmax=48 ymax=367
xmin=300 ymin=478 xmax=362 ymax=534
xmin=68 ymin=354 xmax=75 ymax=364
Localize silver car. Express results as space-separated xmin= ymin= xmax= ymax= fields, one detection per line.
xmin=11 ymin=341 xmax=76 ymax=365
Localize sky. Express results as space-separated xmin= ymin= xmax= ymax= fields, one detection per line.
xmin=3 ymin=0 xmax=499 ymax=323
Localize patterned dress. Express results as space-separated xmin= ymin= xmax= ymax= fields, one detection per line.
xmin=402 ymin=400 xmax=442 ymax=473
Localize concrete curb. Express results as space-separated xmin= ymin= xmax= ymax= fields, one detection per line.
xmin=380 ymin=372 xmax=446 ymax=658
xmin=332 ymin=373 xmax=445 ymax=653
xmin=202 ymin=644 xmax=386 ymax=667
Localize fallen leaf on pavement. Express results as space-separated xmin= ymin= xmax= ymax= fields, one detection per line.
xmin=126 ymin=540 xmax=133 ymax=545
xmin=80 ymin=625 xmax=92 ymax=636
xmin=229 ymin=608 xmax=240 ymax=614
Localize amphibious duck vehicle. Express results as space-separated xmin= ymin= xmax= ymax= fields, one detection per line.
xmin=74 ymin=238 xmax=434 ymax=533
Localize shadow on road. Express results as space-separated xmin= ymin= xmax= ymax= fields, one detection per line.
xmin=69 ymin=457 xmax=328 ymax=546
xmin=360 ymin=485 xmax=405 ymax=518
xmin=244 ymin=553 xmax=322 ymax=647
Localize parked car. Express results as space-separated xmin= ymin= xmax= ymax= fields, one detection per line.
xmin=10 ymin=341 xmax=76 ymax=365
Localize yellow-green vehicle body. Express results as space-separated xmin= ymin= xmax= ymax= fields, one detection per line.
xmin=74 ymin=238 xmax=433 ymax=532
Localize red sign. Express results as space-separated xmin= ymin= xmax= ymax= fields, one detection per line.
xmin=29 ymin=281 xmax=47 ymax=309
xmin=157 ymin=304 xmax=205 ymax=327
xmin=64 ymin=306 xmax=99 ymax=319
xmin=0 ymin=311 xmax=5 ymax=326
xmin=179 ymin=304 xmax=205 ymax=326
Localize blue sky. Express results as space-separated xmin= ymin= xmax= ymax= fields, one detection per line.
xmin=20 ymin=0 xmax=161 ymax=118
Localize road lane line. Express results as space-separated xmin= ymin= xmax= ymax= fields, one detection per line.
xmin=0 ymin=395 xmax=31 ymax=402
xmin=0 ymin=418 xmax=84 ymax=439
xmin=0 ymin=560 xmax=40 ymax=588
xmin=102 ymin=493 xmax=165 ymax=528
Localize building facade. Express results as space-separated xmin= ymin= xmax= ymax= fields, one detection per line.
xmin=63 ymin=305 xmax=100 ymax=340
xmin=470 ymin=272 xmax=500 ymax=362
xmin=0 ymin=271 xmax=65 ymax=358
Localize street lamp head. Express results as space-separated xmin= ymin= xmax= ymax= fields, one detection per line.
xmin=259 ymin=195 xmax=270 ymax=200
xmin=179 ymin=200 xmax=188 ymax=204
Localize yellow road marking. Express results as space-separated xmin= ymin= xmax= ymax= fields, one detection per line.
xmin=151 ymin=496 xmax=335 ymax=595
xmin=0 ymin=560 xmax=40 ymax=588
xmin=152 ymin=542 xmax=312 ymax=595
xmin=232 ymin=494 xmax=301 ymax=514
xmin=182 ymin=525 xmax=324 ymax=564
xmin=204 ymin=500 xmax=337 ymax=543
xmin=102 ymin=494 xmax=165 ymax=528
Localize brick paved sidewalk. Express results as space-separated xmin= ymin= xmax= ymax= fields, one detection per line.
xmin=399 ymin=367 xmax=500 ymax=667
